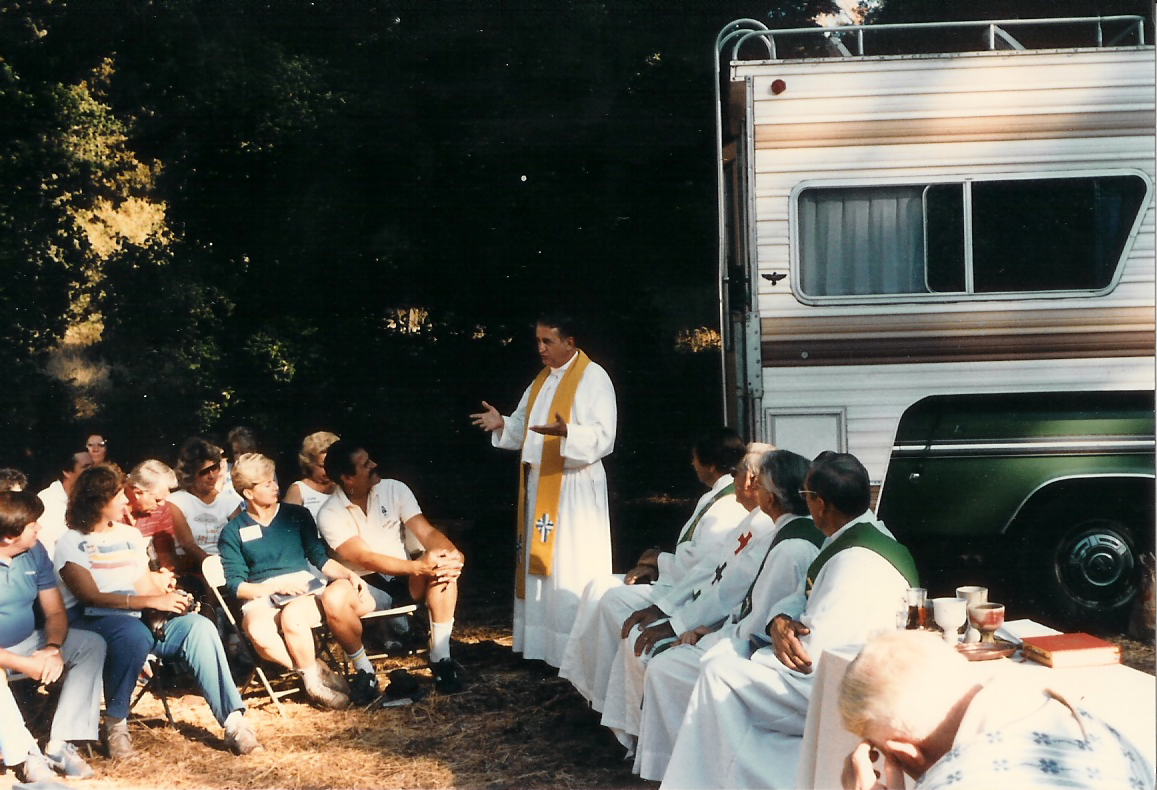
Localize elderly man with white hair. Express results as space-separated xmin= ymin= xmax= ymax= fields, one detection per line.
xmin=124 ymin=460 xmax=180 ymax=571
xmin=838 ymin=629 xmax=1154 ymax=790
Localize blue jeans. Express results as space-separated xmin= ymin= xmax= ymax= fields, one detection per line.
xmin=70 ymin=610 xmax=243 ymax=726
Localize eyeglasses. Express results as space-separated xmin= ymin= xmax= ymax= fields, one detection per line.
xmin=87 ymin=441 xmax=107 ymax=448
xmin=798 ymin=489 xmax=819 ymax=499
xmin=196 ymin=465 xmax=219 ymax=478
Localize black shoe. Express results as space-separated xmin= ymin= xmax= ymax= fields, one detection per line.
xmin=377 ymin=668 xmax=425 ymax=706
xmin=349 ymin=669 xmax=381 ymax=706
xmin=430 ymin=658 xmax=465 ymax=695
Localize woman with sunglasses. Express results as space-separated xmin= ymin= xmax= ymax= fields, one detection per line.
xmin=54 ymin=465 xmax=262 ymax=758
xmin=168 ymin=437 xmax=243 ymax=573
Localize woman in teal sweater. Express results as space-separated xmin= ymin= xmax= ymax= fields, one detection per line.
xmin=218 ymin=453 xmax=368 ymax=709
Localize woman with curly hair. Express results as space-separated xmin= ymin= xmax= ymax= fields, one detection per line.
xmin=282 ymin=431 xmax=340 ymax=519
xmin=55 ymin=465 xmax=262 ymax=759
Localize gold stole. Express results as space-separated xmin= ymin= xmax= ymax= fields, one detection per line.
xmin=515 ymin=350 xmax=591 ymax=599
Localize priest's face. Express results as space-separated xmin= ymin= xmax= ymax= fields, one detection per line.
xmin=536 ymin=323 xmax=576 ymax=369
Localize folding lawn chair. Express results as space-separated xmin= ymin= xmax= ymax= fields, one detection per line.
xmin=129 ymin=653 xmax=176 ymax=727
xmin=201 ymin=555 xmax=297 ymax=717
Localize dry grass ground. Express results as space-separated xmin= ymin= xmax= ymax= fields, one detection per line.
xmin=2 ymin=599 xmax=649 ymax=790
xmin=3 ymin=599 xmax=1153 ymax=790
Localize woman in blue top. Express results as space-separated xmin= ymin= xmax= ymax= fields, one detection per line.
xmin=218 ymin=453 xmax=368 ymax=709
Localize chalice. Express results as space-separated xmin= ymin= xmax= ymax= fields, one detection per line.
xmin=931 ymin=597 xmax=967 ymax=645
xmin=955 ymin=586 xmax=988 ymax=642
xmin=967 ymin=602 xmax=1006 ymax=643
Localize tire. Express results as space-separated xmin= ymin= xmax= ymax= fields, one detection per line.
xmin=1021 ymin=507 xmax=1144 ymax=629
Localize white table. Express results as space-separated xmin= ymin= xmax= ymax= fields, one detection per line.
xmin=795 ymin=632 xmax=1157 ymax=790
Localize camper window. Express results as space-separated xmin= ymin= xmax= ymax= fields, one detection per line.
xmin=796 ymin=173 xmax=1148 ymax=301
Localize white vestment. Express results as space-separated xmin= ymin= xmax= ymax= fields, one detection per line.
xmin=599 ymin=507 xmax=782 ymax=746
xmin=491 ymin=352 xmax=616 ymax=666
xmin=661 ymin=517 xmax=911 ymax=789
xmin=634 ymin=515 xmax=820 ymax=781
xmin=557 ymin=475 xmax=748 ymax=705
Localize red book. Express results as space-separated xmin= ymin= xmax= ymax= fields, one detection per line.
xmin=1020 ymin=632 xmax=1120 ymax=668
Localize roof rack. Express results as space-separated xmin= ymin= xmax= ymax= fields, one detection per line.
xmin=721 ymin=16 xmax=1148 ymax=63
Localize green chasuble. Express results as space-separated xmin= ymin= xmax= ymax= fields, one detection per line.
xmin=805 ymin=521 xmax=919 ymax=597
xmin=738 ymin=516 xmax=824 ymax=621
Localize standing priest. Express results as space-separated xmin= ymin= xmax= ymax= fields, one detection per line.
xmin=472 ymin=314 xmax=617 ymax=667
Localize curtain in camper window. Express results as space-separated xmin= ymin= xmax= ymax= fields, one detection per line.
xmin=798 ymin=186 xmax=925 ymax=296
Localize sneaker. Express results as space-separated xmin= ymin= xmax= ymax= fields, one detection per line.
xmin=379 ymin=668 xmax=425 ymax=705
xmin=317 ymin=661 xmax=350 ymax=695
xmin=224 ymin=715 xmax=264 ymax=756
xmin=429 ymin=658 xmax=465 ymax=695
xmin=15 ymin=750 xmax=56 ymax=784
xmin=349 ymin=669 xmax=381 ymax=706
xmin=101 ymin=717 xmax=134 ymax=759
xmin=44 ymin=741 xmax=95 ymax=779
xmin=299 ymin=667 xmax=350 ymax=710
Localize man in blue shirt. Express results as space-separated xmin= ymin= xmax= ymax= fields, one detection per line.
xmin=1 ymin=490 xmax=106 ymax=780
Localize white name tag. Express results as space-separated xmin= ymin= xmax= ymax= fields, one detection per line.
xmin=239 ymin=525 xmax=263 ymax=543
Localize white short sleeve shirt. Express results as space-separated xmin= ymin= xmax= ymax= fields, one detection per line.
xmin=168 ymin=489 xmax=243 ymax=556
xmin=316 ymin=479 xmax=423 ymax=575
xmin=53 ymin=524 xmax=150 ymax=611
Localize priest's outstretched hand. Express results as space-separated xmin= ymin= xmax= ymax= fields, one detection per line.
xmin=529 ymin=412 xmax=568 ymax=436
xmin=470 ymin=401 xmax=505 ymax=432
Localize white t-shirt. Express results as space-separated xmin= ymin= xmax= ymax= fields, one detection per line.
xmin=168 ymin=489 xmax=243 ymax=556
xmin=316 ymin=479 xmax=422 ymax=576
xmin=53 ymin=524 xmax=149 ymax=611
xmin=36 ymin=480 xmax=69 ymax=559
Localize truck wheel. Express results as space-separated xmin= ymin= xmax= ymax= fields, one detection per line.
xmin=1023 ymin=508 xmax=1143 ymax=628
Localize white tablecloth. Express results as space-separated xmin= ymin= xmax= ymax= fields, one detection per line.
xmin=796 ymin=629 xmax=1156 ymax=790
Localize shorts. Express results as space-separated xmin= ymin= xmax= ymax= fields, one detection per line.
xmin=361 ymin=573 xmax=414 ymax=612
xmin=241 ymin=570 xmax=325 ymax=627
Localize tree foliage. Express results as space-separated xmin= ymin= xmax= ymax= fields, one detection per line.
xmin=3 ymin=0 xmax=1145 ymax=506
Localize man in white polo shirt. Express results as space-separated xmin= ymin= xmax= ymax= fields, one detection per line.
xmin=316 ymin=439 xmax=464 ymax=699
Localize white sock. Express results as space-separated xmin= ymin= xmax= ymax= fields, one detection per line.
xmin=429 ymin=620 xmax=453 ymax=663
xmin=45 ymin=740 xmax=65 ymax=757
xmin=346 ymin=646 xmax=373 ymax=674
xmin=223 ymin=710 xmax=243 ymax=732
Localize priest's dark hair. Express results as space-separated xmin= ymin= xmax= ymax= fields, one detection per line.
xmin=806 ymin=451 xmax=870 ymax=517
xmin=692 ymin=427 xmax=746 ymax=475
xmin=534 ymin=312 xmax=579 ymax=341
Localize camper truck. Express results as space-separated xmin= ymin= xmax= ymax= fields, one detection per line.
xmin=714 ymin=16 xmax=1155 ymax=627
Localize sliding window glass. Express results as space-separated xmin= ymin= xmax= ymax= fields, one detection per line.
xmin=796 ymin=174 xmax=1147 ymax=301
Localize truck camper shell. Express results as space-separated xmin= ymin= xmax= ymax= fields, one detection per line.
xmin=714 ymin=15 xmax=1156 ymax=626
